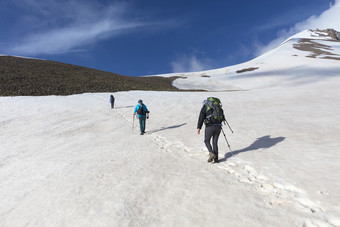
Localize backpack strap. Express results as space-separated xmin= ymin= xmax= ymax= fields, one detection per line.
xmin=205 ymin=100 xmax=216 ymax=120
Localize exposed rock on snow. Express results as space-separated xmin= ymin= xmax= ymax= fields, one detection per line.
xmin=293 ymin=39 xmax=340 ymax=59
xmin=236 ymin=67 xmax=259 ymax=73
xmin=312 ymin=28 xmax=340 ymax=40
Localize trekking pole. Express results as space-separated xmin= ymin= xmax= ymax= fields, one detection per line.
xmin=132 ymin=115 xmax=135 ymax=134
xmin=221 ymin=127 xmax=233 ymax=156
xmin=224 ymin=119 xmax=234 ymax=134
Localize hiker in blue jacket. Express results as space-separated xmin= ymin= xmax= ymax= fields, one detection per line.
xmin=133 ymin=99 xmax=150 ymax=135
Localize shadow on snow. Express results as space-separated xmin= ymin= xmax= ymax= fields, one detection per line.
xmin=113 ymin=105 xmax=134 ymax=109
xmin=147 ymin=123 xmax=187 ymax=134
xmin=219 ymin=135 xmax=285 ymax=162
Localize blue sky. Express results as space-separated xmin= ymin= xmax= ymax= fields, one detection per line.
xmin=0 ymin=0 xmax=339 ymax=76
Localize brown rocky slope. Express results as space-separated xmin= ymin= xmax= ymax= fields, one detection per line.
xmin=0 ymin=56 xmax=180 ymax=96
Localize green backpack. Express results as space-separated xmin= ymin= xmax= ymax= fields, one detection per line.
xmin=205 ymin=97 xmax=225 ymax=124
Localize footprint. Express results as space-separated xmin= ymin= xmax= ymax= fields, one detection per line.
xmin=294 ymin=195 xmax=322 ymax=214
xmin=269 ymin=199 xmax=283 ymax=207
xmin=243 ymin=165 xmax=255 ymax=173
xmin=227 ymin=169 xmax=235 ymax=174
xmin=255 ymin=175 xmax=267 ymax=181
xmin=260 ymin=183 xmax=275 ymax=193
xmin=238 ymin=176 xmax=252 ymax=184
xmin=183 ymin=147 xmax=193 ymax=153
xmin=227 ymin=162 xmax=236 ymax=167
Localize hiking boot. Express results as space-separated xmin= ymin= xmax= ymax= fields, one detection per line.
xmin=213 ymin=157 xmax=219 ymax=163
xmin=207 ymin=152 xmax=216 ymax=162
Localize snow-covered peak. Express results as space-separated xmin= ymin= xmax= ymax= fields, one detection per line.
xmin=156 ymin=29 xmax=340 ymax=91
xmin=287 ymin=29 xmax=340 ymax=41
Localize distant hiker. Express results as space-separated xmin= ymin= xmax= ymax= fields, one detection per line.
xmin=133 ymin=99 xmax=150 ymax=135
xmin=197 ymin=97 xmax=226 ymax=163
xmin=110 ymin=95 xmax=115 ymax=109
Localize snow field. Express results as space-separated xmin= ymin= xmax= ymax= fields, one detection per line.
xmin=1 ymin=79 xmax=340 ymax=226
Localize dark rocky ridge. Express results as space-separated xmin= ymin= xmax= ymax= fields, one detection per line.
xmin=312 ymin=29 xmax=340 ymax=40
xmin=0 ymin=56 xmax=181 ymax=96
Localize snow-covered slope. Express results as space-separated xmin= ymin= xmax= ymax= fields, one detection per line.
xmin=2 ymin=82 xmax=340 ymax=226
xmin=156 ymin=29 xmax=340 ymax=91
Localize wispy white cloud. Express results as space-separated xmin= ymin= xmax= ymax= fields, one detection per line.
xmin=171 ymin=54 xmax=213 ymax=73
xmin=3 ymin=0 xmax=145 ymax=55
xmin=257 ymin=0 xmax=340 ymax=55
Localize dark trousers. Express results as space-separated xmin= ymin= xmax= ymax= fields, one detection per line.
xmin=204 ymin=125 xmax=221 ymax=157
xmin=139 ymin=116 xmax=146 ymax=134
xmin=110 ymin=101 xmax=114 ymax=108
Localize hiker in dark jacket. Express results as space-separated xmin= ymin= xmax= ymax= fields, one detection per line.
xmin=110 ymin=95 xmax=115 ymax=109
xmin=133 ymin=99 xmax=149 ymax=135
xmin=197 ymin=97 xmax=225 ymax=163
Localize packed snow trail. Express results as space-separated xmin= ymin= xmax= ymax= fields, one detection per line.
xmin=1 ymin=89 xmax=340 ymax=226
xmin=0 ymin=94 xmax=261 ymax=226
